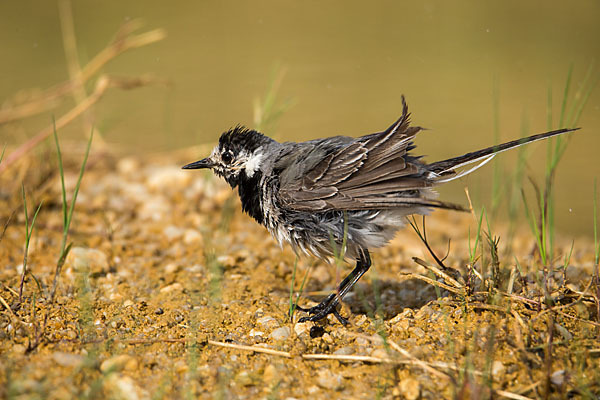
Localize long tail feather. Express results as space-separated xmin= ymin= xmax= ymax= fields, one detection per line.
xmin=428 ymin=127 xmax=579 ymax=179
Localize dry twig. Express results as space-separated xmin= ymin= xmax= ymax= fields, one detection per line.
xmin=0 ymin=74 xmax=165 ymax=174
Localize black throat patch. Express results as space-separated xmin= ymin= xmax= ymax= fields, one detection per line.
xmin=237 ymin=169 xmax=264 ymax=225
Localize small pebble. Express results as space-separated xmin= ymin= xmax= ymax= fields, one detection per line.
xmin=410 ymin=327 xmax=425 ymax=338
xmin=492 ymin=360 xmax=505 ymax=377
xmin=104 ymin=375 xmax=142 ymax=400
xmin=164 ymin=263 xmax=180 ymax=274
xmin=155 ymin=308 xmax=164 ymax=315
xmin=371 ymin=348 xmax=389 ymax=359
xmin=100 ymin=354 xmax=138 ymax=373
xmin=399 ymin=377 xmax=420 ymax=400
xmin=249 ymin=329 xmax=265 ymax=337
xmin=235 ymin=371 xmax=254 ymax=386
xmin=354 ymin=314 xmax=368 ymax=326
xmin=146 ymin=166 xmax=191 ymax=190
xmin=66 ymin=247 xmax=109 ymax=275
xmin=160 ymin=283 xmax=183 ymax=293
xmin=257 ymin=316 xmax=279 ymax=329
xmin=333 ymin=346 xmax=354 ymax=356
xmin=183 ymin=229 xmax=202 ymax=244
xmin=317 ymin=369 xmax=344 ymax=390
xmin=554 ymin=323 xmax=573 ymax=341
xmin=270 ymin=326 xmax=291 ymax=341
xmin=53 ymin=352 xmax=85 ymax=368
xmin=163 ymin=225 xmax=184 ymax=241
xmin=550 ymin=370 xmax=566 ymax=386
xmin=294 ymin=322 xmax=309 ymax=337
xmin=321 ymin=333 xmax=334 ymax=344
xmin=263 ymin=364 xmax=277 ymax=383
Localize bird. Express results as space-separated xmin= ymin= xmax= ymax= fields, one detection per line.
xmin=182 ymin=97 xmax=577 ymax=325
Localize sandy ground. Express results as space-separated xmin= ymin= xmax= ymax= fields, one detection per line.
xmin=1 ymin=151 xmax=599 ymax=399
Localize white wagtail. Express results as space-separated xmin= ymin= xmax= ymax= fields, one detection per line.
xmin=183 ymin=97 xmax=577 ymax=325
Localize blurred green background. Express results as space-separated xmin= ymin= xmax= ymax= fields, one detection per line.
xmin=1 ymin=0 xmax=599 ymax=236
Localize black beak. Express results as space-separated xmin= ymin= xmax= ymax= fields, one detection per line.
xmin=182 ymin=158 xmax=214 ymax=170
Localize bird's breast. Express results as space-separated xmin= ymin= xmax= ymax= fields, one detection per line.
xmin=237 ymin=170 xmax=265 ymax=224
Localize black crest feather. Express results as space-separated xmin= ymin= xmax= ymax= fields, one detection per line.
xmin=219 ymin=125 xmax=270 ymax=155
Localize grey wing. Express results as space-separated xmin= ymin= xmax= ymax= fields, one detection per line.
xmin=279 ymin=97 xmax=465 ymax=212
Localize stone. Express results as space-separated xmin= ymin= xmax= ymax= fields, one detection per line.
xmin=371 ymin=348 xmax=390 ymax=359
xmin=491 ymin=360 xmax=505 ymax=378
xmin=333 ymin=346 xmax=354 ymax=356
xmin=399 ymin=377 xmax=420 ymax=400
xmin=257 ymin=316 xmax=279 ymax=329
xmin=146 ymin=166 xmax=191 ymax=191
xmin=550 ymin=370 xmax=566 ymax=386
xmin=66 ymin=247 xmax=109 ymax=276
xmin=263 ymin=364 xmax=277 ymax=383
xmin=163 ymin=225 xmax=184 ymax=241
xmin=294 ymin=322 xmax=309 ymax=337
xmin=316 ymin=369 xmax=343 ymax=390
xmin=183 ymin=229 xmax=202 ymax=244
xmin=249 ymin=329 xmax=265 ymax=337
xmin=53 ymin=352 xmax=85 ymax=368
xmin=104 ymin=375 xmax=142 ymax=400
xmin=270 ymin=326 xmax=291 ymax=341
xmin=235 ymin=371 xmax=254 ymax=386
xmin=100 ymin=354 xmax=138 ymax=373
xmin=160 ymin=283 xmax=183 ymax=294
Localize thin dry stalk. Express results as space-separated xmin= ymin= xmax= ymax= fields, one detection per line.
xmin=208 ymin=340 xmax=292 ymax=358
xmin=400 ymin=272 xmax=464 ymax=295
xmin=345 ymin=331 xmax=451 ymax=380
xmin=495 ymin=390 xmax=534 ymax=400
xmin=387 ymin=339 xmax=451 ymax=380
xmin=0 ymin=210 xmax=15 ymax=244
xmin=0 ymin=20 xmax=166 ymax=125
xmin=301 ymin=354 xmax=393 ymax=363
xmin=412 ymin=256 xmax=463 ymax=289
xmin=0 ymin=75 xmax=165 ymax=174
xmin=58 ymin=0 xmax=100 ymax=142
xmin=0 ymin=293 xmax=26 ymax=327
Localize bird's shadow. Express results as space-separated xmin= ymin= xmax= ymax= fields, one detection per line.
xmin=299 ymin=277 xmax=445 ymax=321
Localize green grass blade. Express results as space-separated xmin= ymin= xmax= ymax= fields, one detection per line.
xmin=521 ymin=189 xmax=546 ymax=265
xmin=563 ymin=240 xmax=574 ymax=270
xmin=291 ymin=261 xmax=311 ymax=318
xmin=288 ymin=257 xmax=298 ymax=320
xmin=30 ymin=201 xmax=43 ymax=239
xmin=558 ymin=64 xmax=573 ymax=128
xmin=52 ymin=118 xmax=68 ymax=233
xmin=65 ymin=128 xmax=94 ymax=235
xmin=570 ymin=72 xmax=598 ymax=129
xmin=22 ymin=184 xmax=29 ymax=234
xmin=0 ymin=144 xmax=5 ymax=164
xmin=547 ymin=85 xmax=553 ymax=130
xmin=491 ymin=78 xmax=502 ymax=216
xmin=566 ymin=61 xmax=595 ymax=128
xmin=19 ymin=185 xmax=43 ymax=301
xmin=594 ymin=179 xmax=599 ymax=266
xmin=471 ymin=207 xmax=485 ymax=264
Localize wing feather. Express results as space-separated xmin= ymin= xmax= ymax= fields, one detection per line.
xmin=278 ymin=97 xmax=456 ymax=212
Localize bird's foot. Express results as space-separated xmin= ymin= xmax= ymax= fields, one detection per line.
xmin=296 ymin=294 xmax=348 ymax=325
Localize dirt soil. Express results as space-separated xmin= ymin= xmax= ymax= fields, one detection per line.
xmin=1 ymin=150 xmax=599 ymax=399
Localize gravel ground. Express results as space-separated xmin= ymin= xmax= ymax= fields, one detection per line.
xmin=1 ymin=151 xmax=599 ymax=399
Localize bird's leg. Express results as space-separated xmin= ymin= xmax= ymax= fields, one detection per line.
xmin=298 ymin=250 xmax=371 ymax=325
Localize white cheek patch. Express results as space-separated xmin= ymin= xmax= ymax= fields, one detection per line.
xmin=244 ymin=149 xmax=264 ymax=178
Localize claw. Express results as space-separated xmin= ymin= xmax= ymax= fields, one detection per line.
xmin=297 ymin=293 xmax=348 ymax=325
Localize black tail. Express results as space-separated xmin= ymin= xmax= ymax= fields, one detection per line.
xmin=428 ymin=127 xmax=579 ymax=179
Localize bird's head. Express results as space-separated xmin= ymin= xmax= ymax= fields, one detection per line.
xmin=182 ymin=126 xmax=272 ymax=187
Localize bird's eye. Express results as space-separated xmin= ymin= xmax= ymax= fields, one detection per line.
xmin=221 ymin=151 xmax=233 ymax=164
